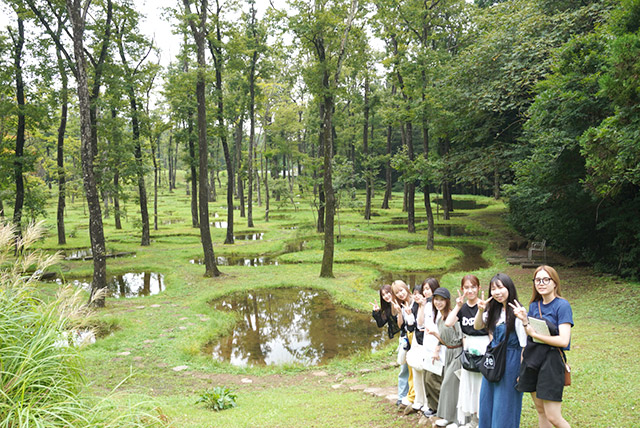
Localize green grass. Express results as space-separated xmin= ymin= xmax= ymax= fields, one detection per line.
xmin=17 ymin=177 xmax=640 ymax=427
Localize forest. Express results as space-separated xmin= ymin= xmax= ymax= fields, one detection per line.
xmin=1 ymin=0 xmax=640 ymax=426
xmin=2 ymin=0 xmax=639 ymax=288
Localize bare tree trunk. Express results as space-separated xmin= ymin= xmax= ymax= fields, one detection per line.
xmin=363 ymin=75 xmax=371 ymax=220
xmin=234 ymin=118 xmax=245 ymax=218
xmin=188 ymin=116 xmax=199 ymax=227
xmin=317 ymin=103 xmax=325 ymax=233
xmin=381 ymin=123 xmax=392 ymax=209
xmin=56 ymin=24 xmax=68 ymax=245
xmin=247 ymin=3 xmax=257 ymax=228
xmin=183 ymin=0 xmax=221 ymax=277
xmin=423 ymin=127 xmax=434 ymax=250
xmin=10 ymin=17 xmax=25 ymax=233
xmin=67 ymin=0 xmax=108 ymax=305
xmin=208 ymin=0 xmax=234 ymax=245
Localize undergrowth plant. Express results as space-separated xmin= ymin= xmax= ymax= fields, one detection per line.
xmin=196 ymin=387 xmax=238 ymax=411
xmin=0 ymin=222 xmax=166 ymax=428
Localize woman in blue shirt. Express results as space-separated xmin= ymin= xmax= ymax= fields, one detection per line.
xmin=511 ymin=265 xmax=573 ymax=428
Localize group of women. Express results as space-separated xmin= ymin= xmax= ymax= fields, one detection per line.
xmin=371 ymin=266 xmax=573 ymax=428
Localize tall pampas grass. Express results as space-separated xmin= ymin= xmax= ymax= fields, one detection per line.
xmin=0 ymin=222 xmax=166 ymax=427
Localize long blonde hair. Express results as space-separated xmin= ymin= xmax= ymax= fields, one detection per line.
xmin=391 ymin=280 xmax=411 ymax=304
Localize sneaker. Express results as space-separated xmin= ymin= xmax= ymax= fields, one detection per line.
xmin=403 ymin=404 xmax=419 ymax=416
xmin=446 ymin=424 xmax=459 ymax=428
xmin=422 ymin=408 xmax=436 ymax=417
xmin=401 ymin=396 xmax=412 ymax=407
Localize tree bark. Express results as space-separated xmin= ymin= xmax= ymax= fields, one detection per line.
xmin=10 ymin=17 xmax=25 ymax=233
xmin=363 ymin=75 xmax=371 ymax=220
xmin=66 ymin=0 xmax=108 ymax=306
xmin=208 ymin=0 xmax=234 ymax=245
xmin=56 ymin=30 xmax=68 ymax=245
xmin=316 ymin=102 xmax=325 ymax=233
xmin=183 ymin=0 xmax=221 ymax=277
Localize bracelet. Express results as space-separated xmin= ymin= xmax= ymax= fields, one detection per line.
xmin=523 ymin=323 xmax=529 ymax=327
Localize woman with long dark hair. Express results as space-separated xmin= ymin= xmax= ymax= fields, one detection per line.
xmin=371 ymin=283 xmax=401 ymax=339
xmin=511 ymin=266 xmax=573 ymax=428
xmin=474 ymin=273 xmax=527 ymax=428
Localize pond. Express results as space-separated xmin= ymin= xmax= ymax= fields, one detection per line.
xmin=434 ymin=199 xmax=488 ymax=210
xmin=59 ymin=272 xmax=165 ymax=298
xmin=376 ymin=244 xmax=489 ymax=288
xmin=191 ymin=256 xmax=278 ymax=266
xmin=62 ymin=248 xmax=136 ymax=261
xmin=204 ymin=288 xmax=388 ymax=366
xmin=234 ymin=233 xmax=264 ymax=240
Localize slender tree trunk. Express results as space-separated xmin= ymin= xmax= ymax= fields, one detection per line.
xmin=56 ymin=26 xmax=68 ymax=245
xmin=320 ymin=92 xmax=336 ymax=278
xmin=67 ymin=0 xmax=107 ymax=306
xmin=264 ymin=156 xmax=270 ymax=222
xmin=363 ymin=75 xmax=371 ymax=220
xmin=406 ymin=122 xmax=415 ymax=233
xmin=188 ymin=116 xmax=199 ymax=227
xmin=168 ymin=134 xmax=174 ymax=192
xmin=152 ymin=135 xmax=159 ymax=230
xmin=382 ymin=123 xmax=392 ymax=209
xmin=208 ymin=3 xmax=234 ymax=245
xmin=247 ymin=5 xmax=257 ymax=228
xmin=183 ymin=0 xmax=221 ymax=277
xmin=423 ymin=127 xmax=434 ymax=250
xmin=235 ymin=118 xmax=245 ymax=217
xmin=118 ymin=35 xmax=150 ymax=245
xmin=317 ymin=103 xmax=325 ymax=233
xmin=10 ymin=17 xmax=25 ymax=233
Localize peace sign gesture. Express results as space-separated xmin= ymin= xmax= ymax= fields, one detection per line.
xmin=508 ymin=300 xmax=528 ymax=322
xmin=477 ymin=290 xmax=493 ymax=311
xmin=455 ymin=289 xmax=466 ymax=308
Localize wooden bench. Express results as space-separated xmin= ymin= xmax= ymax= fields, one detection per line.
xmin=528 ymin=239 xmax=547 ymax=261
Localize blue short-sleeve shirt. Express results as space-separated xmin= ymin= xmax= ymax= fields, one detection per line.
xmin=528 ymin=297 xmax=574 ymax=350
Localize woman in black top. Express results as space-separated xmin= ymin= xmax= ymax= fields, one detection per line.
xmin=371 ymin=283 xmax=401 ymax=339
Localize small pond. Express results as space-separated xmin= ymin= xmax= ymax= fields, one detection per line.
xmin=204 ymin=288 xmax=388 ymax=366
xmin=234 ymin=233 xmax=264 ymax=240
xmin=191 ymin=256 xmax=278 ymax=266
xmin=434 ymin=199 xmax=488 ymax=210
xmin=434 ymin=225 xmax=486 ymax=237
xmin=62 ymin=248 xmax=135 ymax=261
xmin=59 ymin=272 xmax=165 ymax=298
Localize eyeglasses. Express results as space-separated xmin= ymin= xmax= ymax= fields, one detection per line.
xmin=533 ymin=277 xmax=552 ymax=285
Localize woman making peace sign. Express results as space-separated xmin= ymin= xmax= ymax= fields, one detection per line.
xmin=510 ymin=265 xmax=573 ymax=428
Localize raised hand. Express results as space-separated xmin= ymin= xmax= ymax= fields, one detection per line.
xmin=508 ymin=300 xmax=528 ymax=322
xmin=477 ymin=290 xmax=493 ymax=311
xmin=370 ymin=301 xmax=380 ymax=312
xmin=455 ymin=289 xmax=465 ymax=308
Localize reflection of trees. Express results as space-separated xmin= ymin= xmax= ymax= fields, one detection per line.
xmin=208 ymin=289 xmax=388 ymax=366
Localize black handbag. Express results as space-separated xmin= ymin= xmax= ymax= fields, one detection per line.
xmin=460 ymin=350 xmax=483 ymax=372
xmin=479 ymin=338 xmax=508 ymax=382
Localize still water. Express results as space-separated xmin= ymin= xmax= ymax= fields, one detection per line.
xmin=204 ymin=288 xmax=388 ymax=366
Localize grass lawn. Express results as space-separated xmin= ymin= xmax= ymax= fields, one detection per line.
xmin=29 ymin=181 xmax=640 ymax=427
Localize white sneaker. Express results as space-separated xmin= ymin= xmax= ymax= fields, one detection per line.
xmin=401 ymin=396 xmax=412 ymax=406
xmin=446 ymin=424 xmax=459 ymax=428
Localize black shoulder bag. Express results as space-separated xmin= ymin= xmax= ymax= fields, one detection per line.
xmin=479 ymin=336 xmax=508 ymax=382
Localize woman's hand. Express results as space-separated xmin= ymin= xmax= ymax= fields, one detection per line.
xmin=477 ymin=290 xmax=493 ymax=312
xmin=455 ymin=289 xmax=465 ymax=308
xmin=508 ymin=300 xmax=528 ymax=323
xmin=432 ymin=348 xmax=441 ymax=363
xmin=370 ymin=302 xmax=380 ymax=312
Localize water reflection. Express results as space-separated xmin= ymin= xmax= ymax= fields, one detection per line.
xmin=61 ymin=272 xmax=165 ymax=298
xmin=191 ymin=256 xmax=278 ymax=266
xmin=234 ymin=233 xmax=264 ymax=240
xmin=204 ymin=288 xmax=388 ymax=366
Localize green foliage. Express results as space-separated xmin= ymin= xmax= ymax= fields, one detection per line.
xmin=0 ymin=222 xmax=166 ymax=427
xmin=196 ymin=387 xmax=237 ymax=412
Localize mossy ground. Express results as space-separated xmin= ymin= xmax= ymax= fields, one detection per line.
xmin=31 ymin=180 xmax=640 ymax=427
